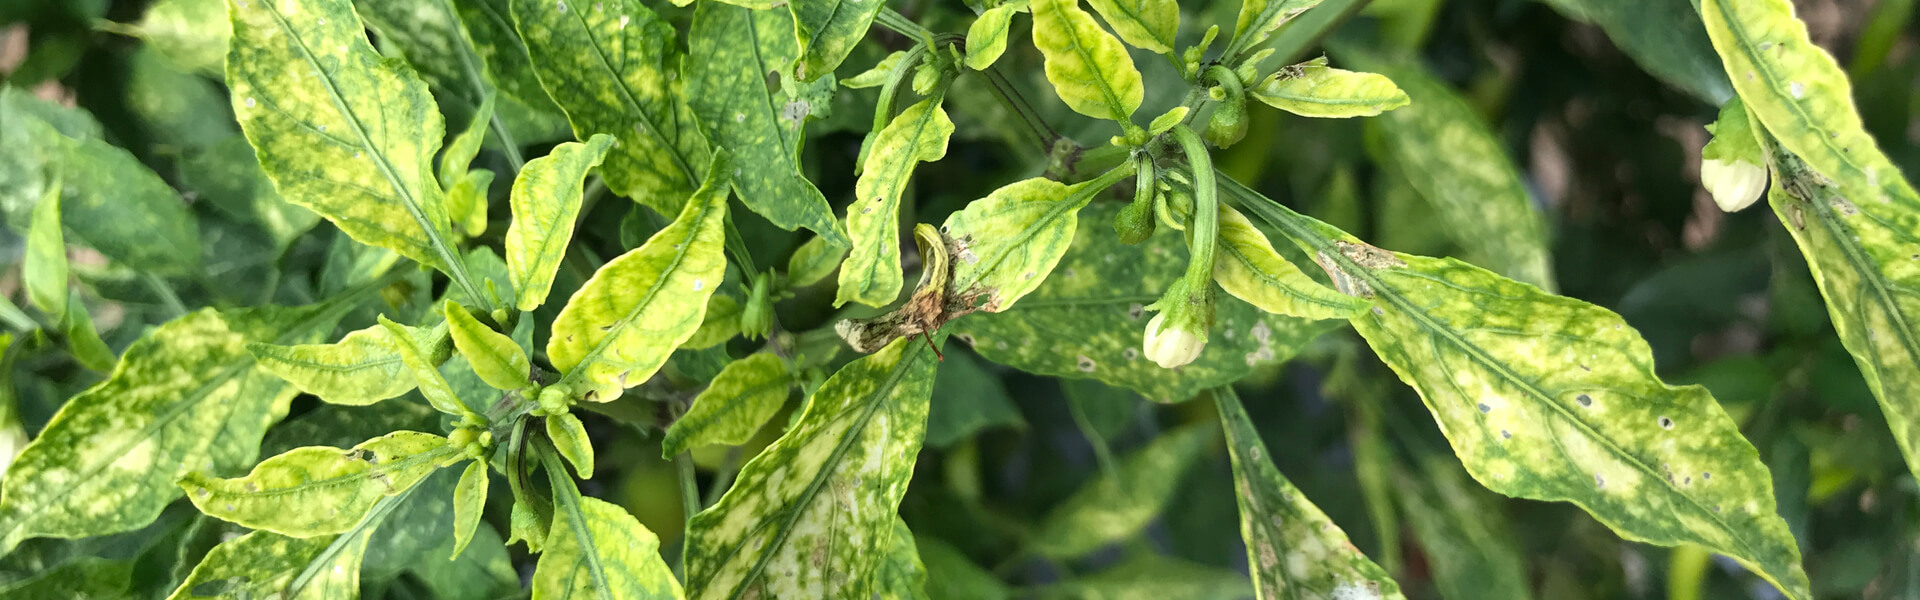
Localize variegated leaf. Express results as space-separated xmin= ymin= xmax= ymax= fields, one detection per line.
xmin=1031 ymin=0 xmax=1145 ymax=124
xmin=165 ymin=529 xmax=371 ymax=600
xmin=943 ymin=168 xmax=1131 ymax=313
xmin=663 ymin=352 xmax=792 ymax=458
xmin=789 ymin=0 xmax=887 ymax=81
xmin=838 ymin=97 xmax=954 ymax=308
xmin=683 ymin=338 xmax=937 ymax=599
xmin=1085 ymin=0 xmax=1178 ymax=54
xmin=445 ymin=300 xmax=534 ymax=391
xmin=964 ymin=1 xmax=1026 ymax=71
xmin=1227 ymin=0 xmax=1323 ymax=60
xmin=1029 ymin=421 xmax=1213 ymax=559
xmin=248 ymin=323 xmax=441 ymax=406
xmin=451 ymin=459 xmax=489 ymax=560
xmin=1396 ymin=454 xmax=1533 ymax=600
xmin=533 ymin=496 xmax=684 ymax=599
xmin=1213 ymin=203 xmax=1368 ymax=320
xmin=179 ymin=431 xmax=458 ymax=537
xmin=506 ymin=135 xmax=616 ymax=311
xmin=546 ymin=413 xmax=595 ymax=478
xmin=1250 ymin=57 xmax=1410 ymax=118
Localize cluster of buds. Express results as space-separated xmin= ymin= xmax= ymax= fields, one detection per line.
xmin=446 ymin=418 xmax=494 ymax=460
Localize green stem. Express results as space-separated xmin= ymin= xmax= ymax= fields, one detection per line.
xmin=141 ymin=273 xmax=189 ymax=317
xmin=874 ymin=8 xmax=933 ymax=40
xmin=1169 ymin=126 xmax=1219 ymax=287
xmin=703 ymin=448 xmax=741 ymax=507
xmin=675 ymin=453 xmax=702 ymax=520
xmin=0 ymin=295 xmax=36 ymax=332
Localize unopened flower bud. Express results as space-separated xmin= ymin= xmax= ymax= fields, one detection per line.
xmin=1143 ymin=313 xmax=1205 ymax=368
xmin=1702 ymin=158 xmax=1768 ymax=212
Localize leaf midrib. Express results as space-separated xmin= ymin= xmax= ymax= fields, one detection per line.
xmin=561 ymin=195 xmax=717 ymax=388
xmin=556 ymin=3 xmax=698 ymax=186
xmin=852 ymin=98 xmax=947 ymax=295
xmin=200 ymin=445 xmax=459 ymax=501
xmin=1052 ymin=2 xmax=1132 ymax=122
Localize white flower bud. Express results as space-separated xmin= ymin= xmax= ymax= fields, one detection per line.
xmin=1702 ymin=157 xmax=1768 ymax=212
xmin=1143 ymin=313 xmax=1205 ymax=369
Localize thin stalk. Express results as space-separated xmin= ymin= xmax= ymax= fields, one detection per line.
xmin=874 ymin=8 xmax=933 ymax=40
xmin=1169 ymin=126 xmax=1220 ymax=286
xmin=141 ymin=273 xmax=189 ymax=317
xmin=0 ymin=295 xmax=36 ymax=332
xmin=674 ymin=452 xmax=703 ymax=573
xmin=980 ymin=65 xmax=1060 ymax=150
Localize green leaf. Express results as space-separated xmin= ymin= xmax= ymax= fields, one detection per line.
xmin=838 ymin=97 xmax=954 ymax=308
xmin=1228 ymin=0 xmax=1322 ymax=59
xmin=1345 ymin=54 xmax=1555 ymax=291
xmin=1029 ymin=422 xmax=1212 ymax=559
xmin=1032 ymin=0 xmax=1145 ymax=124
xmin=1146 ymin=106 xmax=1188 ymax=135
xmin=1085 ymin=0 xmax=1178 ymax=54
xmin=876 ymin=519 xmax=931 ymax=600
xmin=506 ymin=135 xmax=617 ymax=311
xmin=61 ymin=298 xmax=117 ymax=372
xmin=952 ymin=203 xmax=1339 ymax=403
xmin=1214 ymin=203 xmax=1369 ymax=320
xmin=166 ymin=530 xmax=370 ymax=600
xmin=684 ymin=338 xmax=938 ymax=599
xmin=1700 ymin=0 xmax=1920 ymax=489
xmin=683 ymin=293 xmax=744 ymax=351
xmin=513 ymin=0 xmax=707 ymax=216
xmin=442 ymin=94 xmax=495 ymax=192
xmin=450 ymin=460 xmax=489 ymax=560
xmin=378 ymin=316 xmax=474 ymax=418
xmin=248 ymin=324 xmax=437 ymax=406
xmin=178 ymin=136 xmax=320 ymax=251
xmin=445 ymin=300 xmax=534 ymax=390
xmin=663 ymin=353 xmax=791 ymax=458
xmin=226 ymin=0 xmax=464 ymax=277
xmin=179 ymin=431 xmax=457 ymax=537
xmin=533 ymin=496 xmax=684 ymax=600
xmin=446 ymin=173 xmax=495 ymax=242
xmin=1537 ymin=0 xmax=1731 ymax=103
xmin=789 ymin=234 xmax=849 ymax=287
xmin=688 ymin=3 xmax=846 ymax=245
xmin=788 ymin=0 xmax=888 ymax=81
xmin=139 ymin=0 xmax=231 ymax=76
xmin=1231 ymin=187 xmax=1812 ymax=599
xmin=917 ymin=535 xmax=1013 ymax=600
xmin=943 ymin=173 xmax=1120 ymax=313
xmin=1250 ymin=57 xmax=1411 ymax=118
xmin=1037 ymin=553 xmax=1250 ymax=600
xmin=926 ymin=349 xmax=1025 ymax=448
xmin=1216 ymin=388 xmax=1404 ymax=600
xmin=965 ymin=1 xmax=1028 ymax=71
xmin=1396 ymin=455 xmax=1533 ymax=600
xmin=846 ymin=51 xmax=908 ymax=88
xmin=23 ymin=183 xmax=67 ymax=318
xmin=550 ymin=153 xmax=731 ymax=403
xmin=450 ymin=0 xmax=563 ymax=116
xmin=546 ymin=412 xmax=596 ymax=478
xmin=0 ymin=307 xmax=332 ymax=555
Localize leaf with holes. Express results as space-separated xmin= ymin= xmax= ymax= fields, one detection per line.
xmin=1343 ymin=53 xmax=1555 ymax=291
xmin=1032 ymin=0 xmax=1144 ymax=124
xmin=789 ymin=0 xmax=887 ymax=82
xmin=248 ymin=323 xmax=440 ymax=406
xmin=532 ymin=496 xmax=684 ymax=599
xmin=1213 ymin=203 xmax=1369 ymax=320
xmin=0 ymin=307 xmax=335 ymax=556
xmin=1250 ymin=57 xmax=1410 ymax=118
xmin=506 ymin=135 xmax=616 ymax=311
xmin=1217 ymin=388 xmax=1404 ymax=600
xmin=179 ymin=431 xmax=458 ymax=537
xmin=683 ymin=338 xmax=937 ymax=600
xmin=838 ymin=97 xmax=954 ymax=308
xmin=943 ymin=169 xmax=1130 ymax=313
xmin=688 ymin=2 xmax=845 ymax=245
xmin=1701 ymin=0 xmax=1920 ymax=489
xmin=1086 ymin=0 xmax=1178 ymax=54
xmin=951 ymin=203 xmax=1339 ymax=403
xmin=1230 ymin=186 xmax=1811 ymax=599
xmin=226 ymin=0 xmax=462 ymax=277
xmin=549 ymin=153 xmax=731 ymax=403
xmin=513 ymin=0 xmax=708 ymax=216
xmin=663 ymin=352 xmax=791 ymax=458
xmin=1028 ymin=421 xmax=1212 ymax=559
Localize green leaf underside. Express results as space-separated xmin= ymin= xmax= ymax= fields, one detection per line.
xmin=0 ymin=307 xmax=333 ymax=555
xmin=1537 ymin=0 xmax=1731 ymax=103
xmin=943 ymin=176 xmax=1103 ymax=313
xmin=683 ymin=338 xmax=937 ymax=600
xmin=838 ymin=97 xmax=954 ymax=308
xmin=876 ymin=519 xmax=930 ymax=600
xmin=1085 ymin=0 xmax=1178 ymax=54
xmin=1229 ymin=0 xmax=1324 ymax=58
xmin=446 ymin=300 xmax=536 ymax=390
xmin=964 ymin=3 xmax=1024 ymax=71
xmin=225 ymin=0 xmax=459 ymax=274
xmin=1396 ymin=455 xmax=1534 ymax=600
xmin=951 ymin=203 xmax=1340 ymax=403
xmin=165 ymin=529 xmax=369 ymax=600
xmin=512 ymin=0 xmax=707 ymax=216
xmin=379 ymin=316 xmax=472 ymax=417
xmin=1701 ymin=0 xmax=1920 ymax=487
xmin=1216 ymin=389 xmax=1404 ymax=600
xmin=688 ymin=3 xmax=844 ymax=245
xmin=1250 ymin=58 xmax=1411 ymax=118
xmin=685 ymin=293 xmax=744 ymax=351
xmin=789 ymin=0 xmax=887 ymax=81
xmin=1231 ymin=188 xmax=1810 ymax=598
xmin=533 ymin=496 xmax=684 ymax=599
xmin=507 ymin=135 xmax=617 ymax=312
xmin=1029 ymin=422 xmax=1213 ymax=559
xmin=1032 ymin=0 xmax=1144 ymax=124
xmin=550 ymin=154 xmax=731 ymax=402
xmin=179 ymin=431 xmax=456 ymax=537
xmin=1348 ymin=55 xmax=1555 ymax=291
xmin=23 ymin=186 xmax=67 ymax=317
xmin=663 ymin=352 xmax=791 ymax=458
xmin=1214 ymin=203 xmax=1369 ymax=320
xmin=249 ymin=323 xmax=436 ymax=405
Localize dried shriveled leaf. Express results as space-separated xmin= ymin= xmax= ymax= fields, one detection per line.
xmin=838 ymin=97 xmax=954 ymax=308
xmin=1032 ymin=0 xmax=1144 ymax=124
xmin=506 ymin=135 xmax=616 ymax=311
xmin=688 ymin=3 xmax=844 ymax=244
xmin=663 ymin=352 xmax=791 ymax=458
xmin=178 ymin=431 xmax=457 ymax=537
xmin=550 ymin=154 xmax=731 ymax=402
xmin=683 ymin=339 xmax=937 ymax=600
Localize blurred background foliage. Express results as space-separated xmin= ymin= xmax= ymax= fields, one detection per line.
xmin=0 ymin=0 xmax=1917 ymax=598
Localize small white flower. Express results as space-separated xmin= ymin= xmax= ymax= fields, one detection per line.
xmin=1702 ymin=157 xmax=1768 ymax=212
xmin=1143 ymin=313 xmax=1205 ymax=369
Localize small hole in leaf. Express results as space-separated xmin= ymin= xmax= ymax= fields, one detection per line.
xmin=1658 ymin=416 xmax=1674 ymax=430
xmin=1577 ymin=394 xmax=1593 ymax=407
xmin=1477 ymin=403 xmax=1491 ymax=413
